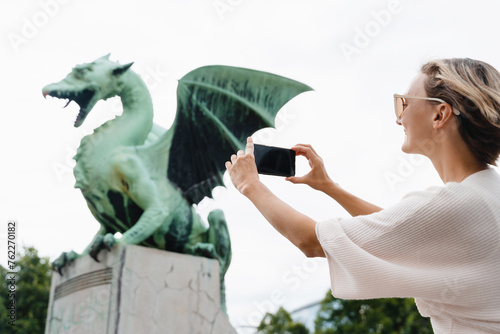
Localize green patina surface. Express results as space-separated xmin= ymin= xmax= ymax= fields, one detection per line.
xmin=43 ymin=54 xmax=312 ymax=311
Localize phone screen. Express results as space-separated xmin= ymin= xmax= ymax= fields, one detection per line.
xmin=254 ymin=144 xmax=296 ymax=177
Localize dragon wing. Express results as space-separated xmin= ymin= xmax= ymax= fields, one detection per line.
xmin=166 ymin=65 xmax=312 ymax=204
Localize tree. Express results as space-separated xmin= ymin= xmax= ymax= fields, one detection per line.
xmin=0 ymin=246 xmax=52 ymax=334
xmin=314 ymin=292 xmax=433 ymax=334
xmin=258 ymin=307 xmax=310 ymax=334
xmin=256 ymin=291 xmax=433 ymax=334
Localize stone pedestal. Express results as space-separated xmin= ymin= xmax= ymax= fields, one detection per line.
xmin=45 ymin=244 xmax=236 ymax=334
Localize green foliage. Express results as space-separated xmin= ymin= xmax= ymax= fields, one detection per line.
xmin=258 ymin=307 xmax=310 ymax=334
xmin=313 ymin=291 xmax=433 ymax=334
xmin=0 ymin=246 xmax=52 ymax=334
xmin=256 ymin=291 xmax=433 ymax=334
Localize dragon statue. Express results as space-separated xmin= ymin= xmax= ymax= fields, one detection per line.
xmin=42 ymin=55 xmax=311 ymax=311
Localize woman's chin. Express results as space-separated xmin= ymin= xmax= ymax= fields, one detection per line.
xmin=401 ymin=138 xmax=413 ymax=154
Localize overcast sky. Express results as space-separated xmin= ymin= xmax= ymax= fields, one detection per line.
xmin=2 ymin=0 xmax=500 ymax=332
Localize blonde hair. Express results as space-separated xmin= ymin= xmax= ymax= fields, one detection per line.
xmin=421 ymin=58 xmax=500 ymax=166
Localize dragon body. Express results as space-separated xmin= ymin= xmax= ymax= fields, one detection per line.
xmin=43 ymin=55 xmax=311 ymax=312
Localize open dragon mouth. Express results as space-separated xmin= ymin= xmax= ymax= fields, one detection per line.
xmin=43 ymin=88 xmax=95 ymax=127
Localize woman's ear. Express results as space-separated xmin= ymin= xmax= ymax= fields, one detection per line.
xmin=433 ymin=104 xmax=455 ymax=129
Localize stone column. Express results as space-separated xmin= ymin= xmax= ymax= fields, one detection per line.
xmin=45 ymin=244 xmax=236 ymax=334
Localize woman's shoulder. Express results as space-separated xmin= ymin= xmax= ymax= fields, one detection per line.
xmin=402 ymin=168 xmax=500 ymax=205
xmin=459 ymin=167 xmax=500 ymax=190
xmin=387 ymin=168 xmax=500 ymax=233
xmin=372 ymin=168 xmax=500 ymax=230
xmin=445 ymin=168 xmax=500 ymax=207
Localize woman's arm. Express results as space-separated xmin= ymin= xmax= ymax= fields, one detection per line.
xmin=225 ymin=138 xmax=324 ymax=258
xmin=286 ymin=144 xmax=382 ymax=217
xmin=320 ymin=182 xmax=383 ymax=217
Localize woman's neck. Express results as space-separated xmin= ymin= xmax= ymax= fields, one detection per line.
xmin=428 ymin=140 xmax=487 ymax=183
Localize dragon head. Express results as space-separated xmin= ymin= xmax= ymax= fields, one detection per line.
xmin=42 ymin=54 xmax=134 ymax=127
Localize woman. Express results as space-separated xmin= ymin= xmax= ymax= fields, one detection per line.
xmin=225 ymin=58 xmax=500 ymax=333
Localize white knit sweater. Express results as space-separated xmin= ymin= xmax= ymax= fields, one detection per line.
xmin=316 ymin=168 xmax=500 ymax=333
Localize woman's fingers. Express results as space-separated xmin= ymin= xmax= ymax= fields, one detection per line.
xmin=292 ymin=143 xmax=316 ymax=152
xmin=228 ymin=137 xmax=253 ymax=168
xmin=292 ymin=145 xmax=323 ymax=170
xmin=287 ymin=144 xmax=331 ymax=191
xmin=292 ymin=144 xmax=319 ymax=159
xmin=245 ymin=137 xmax=254 ymax=156
xmin=225 ymin=137 xmax=260 ymax=194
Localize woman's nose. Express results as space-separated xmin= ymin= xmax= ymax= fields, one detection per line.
xmin=396 ymin=118 xmax=402 ymax=126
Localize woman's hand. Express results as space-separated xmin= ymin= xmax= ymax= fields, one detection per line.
xmin=225 ymin=137 xmax=260 ymax=195
xmin=286 ymin=144 xmax=335 ymax=192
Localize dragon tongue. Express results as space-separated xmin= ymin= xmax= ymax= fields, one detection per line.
xmin=75 ymin=115 xmax=83 ymax=127
xmin=63 ymin=100 xmax=71 ymax=108
xmin=74 ymin=108 xmax=87 ymax=127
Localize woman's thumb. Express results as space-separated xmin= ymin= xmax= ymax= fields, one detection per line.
xmin=286 ymin=176 xmax=303 ymax=184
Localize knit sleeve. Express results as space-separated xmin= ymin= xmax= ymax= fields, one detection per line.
xmin=315 ymin=184 xmax=498 ymax=301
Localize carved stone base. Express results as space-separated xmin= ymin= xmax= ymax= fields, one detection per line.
xmin=45 ymin=244 xmax=236 ymax=334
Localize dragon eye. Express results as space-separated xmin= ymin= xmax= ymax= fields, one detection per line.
xmin=73 ymin=67 xmax=92 ymax=79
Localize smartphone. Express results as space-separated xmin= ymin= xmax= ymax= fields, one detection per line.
xmin=253 ymin=144 xmax=296 ymax=177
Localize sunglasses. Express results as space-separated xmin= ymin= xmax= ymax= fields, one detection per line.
xmin=393 ymin=94 xmax=460 ymax=120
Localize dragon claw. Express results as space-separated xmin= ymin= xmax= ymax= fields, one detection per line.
xmin=89 ymin=235 xmax=104 ymax=262
xmin=103 ymin=233 xmax=117 ymax=251
xmin=52 ymin=253 xmax=67 ymax=275
xmin=191 ymin=243 xmax=217 ymax=259
xmin=90 ymin=252 xmax=100 ymax=263
xmin=52 ymin=251 xmax=79 ymax=276
xmin=89 ymin=233 xmax=117 ymax=262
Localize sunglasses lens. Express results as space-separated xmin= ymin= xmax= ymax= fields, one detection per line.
xmin=394 ymin=97 xmax=403 ymax=119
